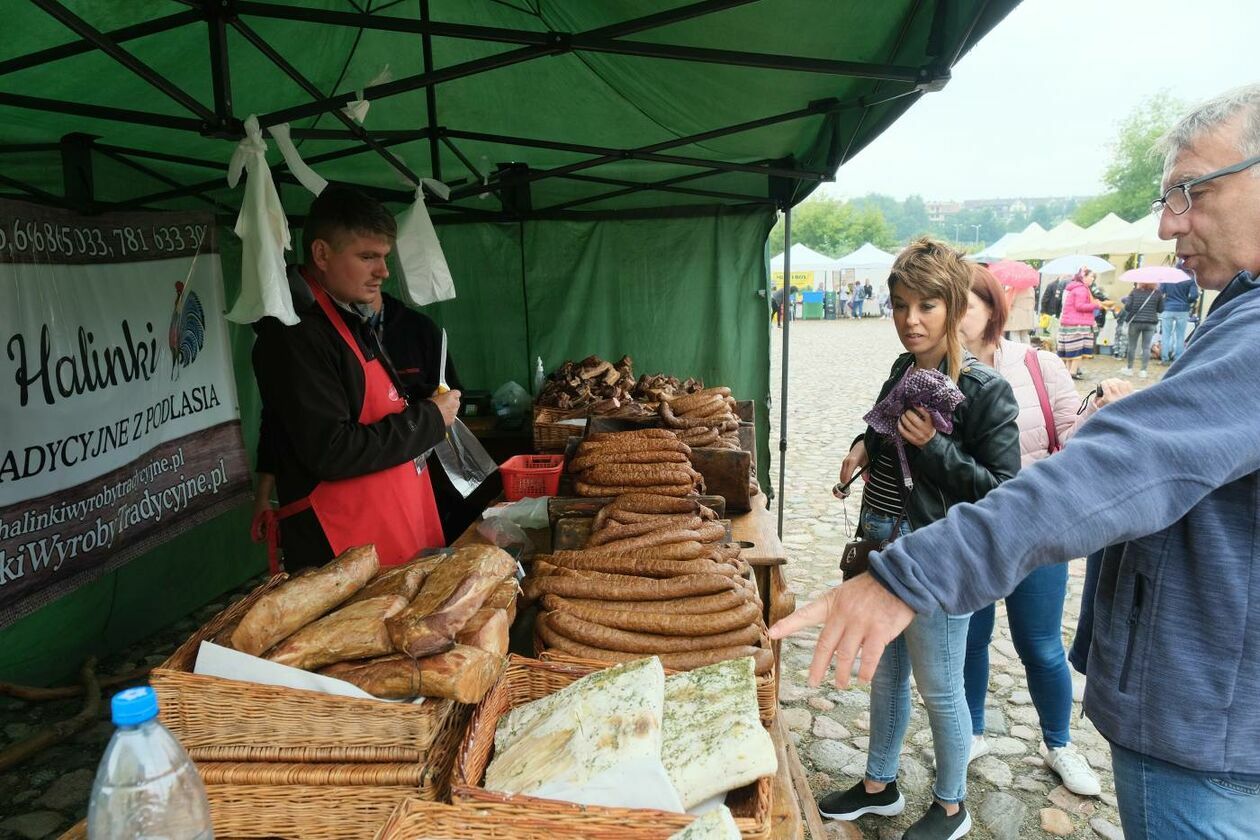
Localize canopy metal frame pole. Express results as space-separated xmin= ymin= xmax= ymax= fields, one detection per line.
xmin=257 ymin=0 xmax=763 ymax=126
xmin=0 ymin=10 xmax=202 ymax=78
xmin=776 ymin=205 xmax=791 ymax=537
xmin=29 ymin=0 xmax=216 ymax=122
xmin=418 ymin=0 xmax=442 ymax=183
xmin=235 ymin=0 xmax=928 ymax=83
xmin=446 ymin=99 xmax=846 ymax=203
xmin=229 ymin=18 xmax=421 ymax=186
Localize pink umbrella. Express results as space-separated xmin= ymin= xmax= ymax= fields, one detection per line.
xmin=1120 ymin=266 xmax=1192 ymax=284
xmin=985 ymin=260 xmax=1040 ymax=290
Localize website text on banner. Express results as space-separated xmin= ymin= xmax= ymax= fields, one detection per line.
xmin=0 ymin=199 xmax=251 ymax=627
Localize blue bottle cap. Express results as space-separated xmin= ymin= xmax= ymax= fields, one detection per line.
xmin=111 ymin=686 xmax=160 ymax=726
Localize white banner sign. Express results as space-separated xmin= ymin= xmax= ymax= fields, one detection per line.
xmin=0 ymin=199 xmax=251 ymax=626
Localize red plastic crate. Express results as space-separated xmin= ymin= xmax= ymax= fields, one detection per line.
xmin=499 ymin=455 xmax=564 ymax=501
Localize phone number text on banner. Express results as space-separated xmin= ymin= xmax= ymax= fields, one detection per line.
xmin=0 ymin=199 xmax=251 ymax=627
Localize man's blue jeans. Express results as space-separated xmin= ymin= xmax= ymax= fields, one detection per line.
xmin=964 ymin=562 xmax=1073 ymax=747
xmin=1160 ymin=310 xmax=1190 ymax=362
xmin=862 ymin=510 xmax=972 ymax=804
xmin=1111 ymin=741 xmax=1260 ymax=839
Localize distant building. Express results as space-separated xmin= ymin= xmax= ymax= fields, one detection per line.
xmin=925 ymin=200 xmax=962 ymax=224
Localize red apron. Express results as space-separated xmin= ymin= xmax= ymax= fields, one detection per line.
xmin=272 ymin=277 xmax=444 ymax=567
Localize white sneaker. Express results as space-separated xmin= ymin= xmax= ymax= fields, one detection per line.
xmin=1119 ymin=367 xmax=1133 ymax=375
xmin=968 ymin=734 xmax=991 ymax=765
xmin=1139 ymin=370 xmax=1148 ymax=379
xmin=1042 ymin=743 xmax=1101 ymax=796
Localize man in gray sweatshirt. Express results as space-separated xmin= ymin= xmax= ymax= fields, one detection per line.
xmin=773 ymin=84 xmax=1260 ymax=839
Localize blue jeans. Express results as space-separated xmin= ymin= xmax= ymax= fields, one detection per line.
xmin=964 ymin=563 xmax=1073 ymax=747
xmin=861 ymin=510 xmax=972 ymax=804
xmin=1160 ymin=310 xmax=1189 ymax=362
xmin=1111 ymin=742 xmax=1260 ymax=839
xmin=854 ymin=298 xmax=864 ymax=317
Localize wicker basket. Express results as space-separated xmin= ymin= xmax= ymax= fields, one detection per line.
xmin=151 ymin=574 xmax=455 ymax=764
xmin=205 ymin=784 xmax=415 ymax=840
xmin=451 ymin=655 xmax=772 ymax=840
xmin=533 ymin=405 xmax=587 ymax=452
xmin=375 ymin=799 xmax=702 ymax=840
xmin=536 ymin=651 xmax=777 ymax=726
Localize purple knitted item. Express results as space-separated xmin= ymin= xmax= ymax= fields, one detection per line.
xmin=863 ymin=366 xmax=965 ymax=490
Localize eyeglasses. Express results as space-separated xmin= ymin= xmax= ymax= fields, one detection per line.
xmin=1151 ymin=153 xmax=1260 ymax=218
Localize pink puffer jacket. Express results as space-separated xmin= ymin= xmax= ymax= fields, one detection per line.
xmin=1058 ymin=279 xmax=1097 ymax=327
xmin=992 ymin=339 xmax=1097 ymax=466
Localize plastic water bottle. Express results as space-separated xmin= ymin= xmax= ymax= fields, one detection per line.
xmin=88 ymin=686 xmax=213 ymax=839
xmin=533 ymin=356 xmax=546 ymax=395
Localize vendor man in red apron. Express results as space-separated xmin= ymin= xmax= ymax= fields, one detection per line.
xmin=252 ymin=185 xmax=460 ymax=569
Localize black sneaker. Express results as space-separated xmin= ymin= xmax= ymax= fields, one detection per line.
xmin=817 ymin=780 xmax=905 ymax=821
xmin=903 ymin=802 xmax=972 ymax=840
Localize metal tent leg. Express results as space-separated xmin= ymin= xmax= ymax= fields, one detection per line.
xmin=776 ymin=206 xmax=791 ymax=538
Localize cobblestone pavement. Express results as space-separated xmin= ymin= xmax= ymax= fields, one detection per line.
xmin=768 ymin=317 xmax=1158 ymax=840
xmin=0 ymin=318 xmax=1158 ymax=840
xmin=0 ymin=589 xmax=260 ymax=840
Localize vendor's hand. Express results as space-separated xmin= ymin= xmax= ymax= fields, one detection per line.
xmin=249 ymin=507 xmax=275 ymax=543
xmin=897 ymin=407 xmax=936 ymax=447
xmin=836 ymin=440 xmax=869 ymax=497
xmin=769 ymin=574 xmax=915 ymax=687
xmin=430 ymin=389 xmax=461 ymax=426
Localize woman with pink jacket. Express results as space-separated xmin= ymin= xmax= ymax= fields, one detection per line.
xmin=957 ymin=264 xmax=1132 ymax=797
xmin=1055 ymin=268 xmax=1100 ymax=379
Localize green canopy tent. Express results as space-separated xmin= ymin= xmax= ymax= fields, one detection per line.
xmin=0 ymin=0 xmax=1018 ymax=684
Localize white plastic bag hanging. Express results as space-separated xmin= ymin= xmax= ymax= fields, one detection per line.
xmin=394 ymin=179 xmax=457 ymax=306
xmin=225 ymin=115 xmax=299 ymax=325
xmin=267 ymin=122 xmax=328 ymax=197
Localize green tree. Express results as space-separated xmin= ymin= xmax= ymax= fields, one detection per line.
xmin=1074 ymin=91 xmax=1185 ymax=224
xmin=769 ymin=196 xmax=897 ymax=256
xmin=900 ymin=195 xmax=931 ymax=240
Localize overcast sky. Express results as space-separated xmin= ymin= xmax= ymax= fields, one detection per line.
xmin=820 ymin=0 xmax=1258 ymax=203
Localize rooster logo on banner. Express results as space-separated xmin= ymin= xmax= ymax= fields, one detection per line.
xmin=169 ymin=280 xmax=206 ymax=380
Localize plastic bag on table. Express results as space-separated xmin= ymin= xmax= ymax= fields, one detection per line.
xmin=492 ymin=381 xmax=531 ymax=430
xmin=482 ymin=496 xmax=550 ymax=530
xmin=476 ymin=516 xmax=533 ymax=569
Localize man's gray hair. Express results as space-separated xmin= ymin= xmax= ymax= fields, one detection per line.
xmin=1158 ymin=83 xmax=1260 ymax=176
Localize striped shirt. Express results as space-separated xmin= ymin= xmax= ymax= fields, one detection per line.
xmin=863 ymin=444 xmax=905 ymax=517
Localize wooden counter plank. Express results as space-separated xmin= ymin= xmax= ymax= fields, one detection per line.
xmin=769 ymin=714 xmax=807 ymax=840
xmin=731 ymin=504 xmax=786 ymax=566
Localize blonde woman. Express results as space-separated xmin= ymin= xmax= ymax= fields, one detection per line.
xmin=823 ymin=239 xmax=1021 ymax=840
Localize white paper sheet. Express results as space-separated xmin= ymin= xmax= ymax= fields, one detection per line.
xmin=192 ymin=641 xmax=423 ymax=705
xmin=528 ymin=754 xmax=685 ymax=813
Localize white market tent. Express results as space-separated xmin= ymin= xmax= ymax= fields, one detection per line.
xmin=1007 ymin=220 xmax=1087 ymax=260
xmin=1087 ymin=214 xmax=1175 ymax=257
xmin=836 ymin=242 xmax=897 ymax=269
xmin=1075 ymin=213 xmax=1133 ymax=253
xmin=995 ymin=222 xmax=1047 ymax=261
xmin=771 ymin=243 xmax=844 ymax=290
xmin=771 ymin=243 xmax=843 ymax=272
xmin=970 ymin=231 xmax=1020 ymax=262
xmin=835 ymin=242 xmax=896 ymax=298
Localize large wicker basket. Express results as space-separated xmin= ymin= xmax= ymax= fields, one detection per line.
xmin=537 ymin=650 xmax=777 ymax=725
xmin=533 ymin=405 xmax=587 ymax=452
xmin=451 ymin=655 xmax=772 ymax=840
xmin=375 ymin=799 xmax=708 ymax=840
xmin=197 ymin=702 xmax=472 ymax=839
xmin=151 ymin=574 xmax=455 ymax=764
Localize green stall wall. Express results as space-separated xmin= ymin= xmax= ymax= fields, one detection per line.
xmin=0 ymin=206 xmax=775 ymax=686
